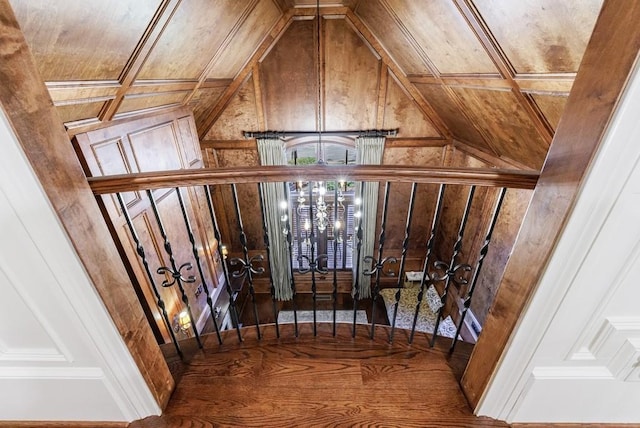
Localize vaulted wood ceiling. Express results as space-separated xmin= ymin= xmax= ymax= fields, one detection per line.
xmin=11 ymin=0 xmax=603 ymax=170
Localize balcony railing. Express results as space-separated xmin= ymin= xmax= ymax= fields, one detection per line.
xmin=88 ymin=165 xmax=537 ymax=358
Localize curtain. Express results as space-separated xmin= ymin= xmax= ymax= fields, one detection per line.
xmin=353 ymin=136 xmax=385 ymax=299
xmin=256 ymin=138 xmax=293 ymax=301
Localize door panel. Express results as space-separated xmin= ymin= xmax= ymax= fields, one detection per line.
xmin=73 ymin=107 xmax=220 ymax=344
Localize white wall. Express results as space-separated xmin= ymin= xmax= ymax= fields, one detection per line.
xmin=478 ymin=60 xmax=640 ymax=423
xmin=0 ymin=107 xmax=160 ymax=422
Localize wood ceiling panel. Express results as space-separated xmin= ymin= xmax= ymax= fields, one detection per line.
xmin=385 ymin=0 xmax=497 ymax=75
xmin=355 ymin=0 xmax=431 ymax=76
xmin=383 ymin=75 xmax=440 ymax=138
xmin=117 ymin=92 xmax=188 ymax=115
xmin=138 ymin=0 xmax=249 ymax=80
xmin=414 ymin=83 xmax=487 ymax=151
xmin=205 ymin=76 xmax=260 ymax=140
xmin=207 ymin=0 xmax=281 ymax=79
xmin=452 ymin=87 xmax=548 ymax=169
xmin=259 ymin=19 xmax=317 ymax=131
xmin=531 ymin=94 xmax=568 ymax=132
xmin=11 ymin=0 xmax=159 ymax=81
xmin=56 ymin=102 xmax=105 ymax=125
xmin=190 ymin=87 xmax=228 ymax=131
xmin=473 ymin=0 xmax=604 ymax=74
xmin=324 ymin=18 xmax=379 ymax=131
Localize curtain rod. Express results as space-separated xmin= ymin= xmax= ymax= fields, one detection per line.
xmin=242 ymin=129 xmax=398 ymax=139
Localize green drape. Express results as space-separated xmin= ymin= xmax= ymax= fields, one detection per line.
xmin=256 ymin=138 xmax=293 ymax=301
xmin=353 ymin=136 xmax=385 ymax=299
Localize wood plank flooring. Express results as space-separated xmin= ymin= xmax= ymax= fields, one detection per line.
xmin=132 ymin=323 xmax=507 ymax=427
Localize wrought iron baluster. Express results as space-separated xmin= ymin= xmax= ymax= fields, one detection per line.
xmin=450 ymin=187 xmax=507 ymax=353
xmin=147 ymin=189 xmax=202 ymax=348
xmin=116 ymin=193 xmax=183 ymax=357
xmin=283 ymin=181 xmax=299 ymax=337
xmin=409 ymin=184 xmax=445 ymax=344
xmin=352 ymin=183 xmax=365 ymax=338
xmin=297 ymin=181 xmax=328 ymax=336
xmin=203 ymin=185 xmax=242 ymax=343
xmin=230 ymin=184 xmax=263 ymax=340
xmin=430 ymin=186 xmax=476 ymax=348
xmin=258 ymin=183 xmax=280 ymax=338
xmin=175 ymin=187 xmax=222 ymax=345
xmin=332 ymin=182 xmax=338 ymax=337
xmin=364 ymin=182 xmax=396 ymax=340
xmin=390 ymin=182 xmax=417 ymax=343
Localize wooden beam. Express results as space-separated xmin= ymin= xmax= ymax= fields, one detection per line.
xmin=0 ymin=0 xmax=174 ymax=408
xmin=87 ymin=165 xmax=539 ymax=194
xmin=461 ymin=0 xmax=640 ymax=409
xmin=514 ymin=74 xmax=575 ymax=96
xmin=453 ymin=0 xmax=555 ymax=144
xmin=200 ymin=139 xmax=257 ymax=150
xmin=99 ymin=0 xmax=182 ymax=121
xmin=46 ymin=80 xmax=120 ymax=105
xmin=384 ymin=137 xmax=450 ymax=148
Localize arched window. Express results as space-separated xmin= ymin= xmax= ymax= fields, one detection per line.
xmin=285 ymin=140 xmax=359 ymax=270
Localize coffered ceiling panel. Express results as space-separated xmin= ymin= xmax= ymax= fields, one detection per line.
xmin=189 ymin=87 xmax=228 ymax=127
xmin=117 ymin=92 xmax=188 ymax=115
xmin=206 ymin=0 xmax=281 ymax=79
xmin=385 ymin=0 xmax=498 ymax=75
xmin=531 ymin=94 xmax=568 ymax=132
xmin=324 ymin=18 xmax=380 ymax=131
xmin=56 ymin=102 xmax=106 ymax=125
xmin=11 ymin=0 xmax=160 ymax=81
xmin=452 ymin=87 xmax=548 ymax=169
xmin=259 ymin=19 xmax=317 ymax=131
xmin=473 ymin=0 xmax=604 ymax=74
xmin=205 ymin=76 xmax=259 ymax=140
xmin=355 ymin=0 xmax=431 ymax=76
xmin=383 ymin=74 xmax=440 ymax=138
xmin=138 ymin=0 xmax=249 ymax=80
xmin=414 ymin=83 xmax=488 ymax=151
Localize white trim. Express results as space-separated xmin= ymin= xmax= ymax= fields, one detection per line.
xmin=0 ymin=366 xmax=104 ymax=379
xmin=0 ymin=108 xmax=161 ymax=421
xmin=532 ymin=366 xmax=614 ymax=380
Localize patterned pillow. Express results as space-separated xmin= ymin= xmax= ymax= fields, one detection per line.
xmin=426 ymin=284 xmax=443 ymax=313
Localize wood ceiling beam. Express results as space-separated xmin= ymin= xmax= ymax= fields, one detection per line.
xmin=197 ymin=9 xmax=296 ymax=140
xmin=453 ymin=0 xmax=555 ymax=144
xmin=98 ymin=0 xmax=182 ymax=121
xmin=514 ymin=74 xmax=575 ymax=96
xmin=345 ymin=8 xmax=452 ymax=140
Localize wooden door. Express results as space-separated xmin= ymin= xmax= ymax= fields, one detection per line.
xmin=73 ymin=107 xmax=223 ymax=343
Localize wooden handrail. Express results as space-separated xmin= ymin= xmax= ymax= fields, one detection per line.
xmin=88 ymin=165 xmax=539 ymax=195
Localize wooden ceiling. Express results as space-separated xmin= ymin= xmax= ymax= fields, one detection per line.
xmin=10 ymin=0 xmax=603 ymax=170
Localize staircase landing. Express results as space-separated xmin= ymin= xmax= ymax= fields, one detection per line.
xmin=130 ymin=323 xmax=508 ymax=427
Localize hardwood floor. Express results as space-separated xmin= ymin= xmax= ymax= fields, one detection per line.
xmin=138 ymin=323 xmax=507 ymax=427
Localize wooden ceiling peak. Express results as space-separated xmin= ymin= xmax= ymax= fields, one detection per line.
xmin=11 ymin=0 xmax=604 ymax=169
